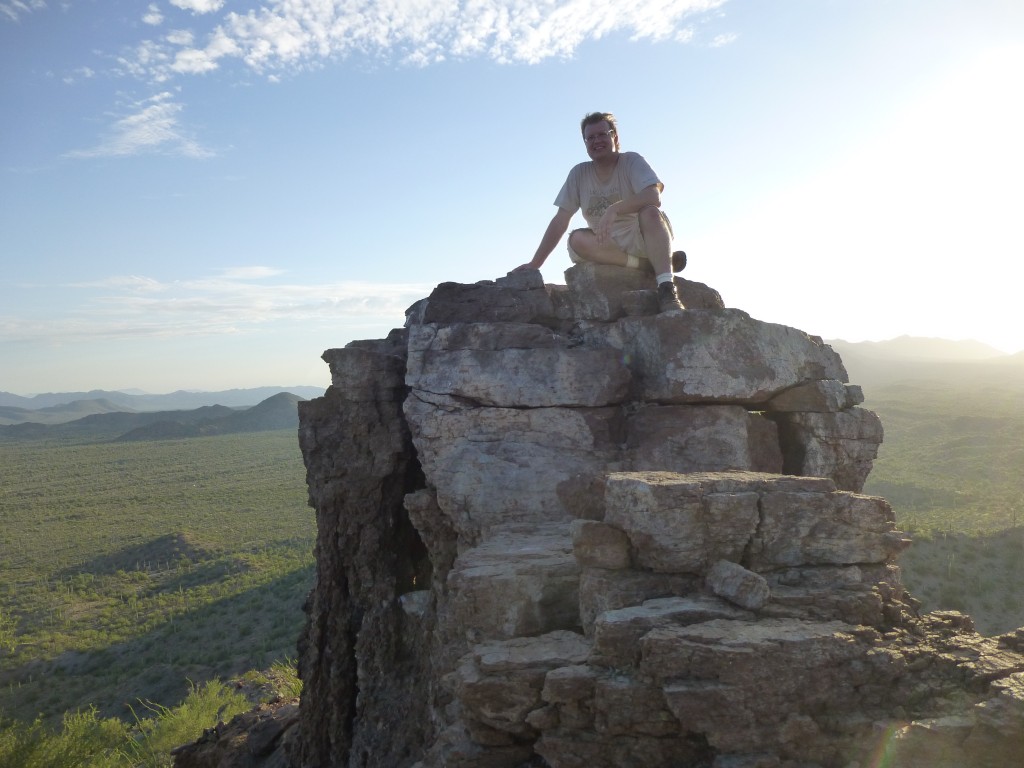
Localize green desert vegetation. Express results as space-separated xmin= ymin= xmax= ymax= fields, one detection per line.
xmin=861 ymin=372 xmax=1024 ymax=636
xmin=0 ymin=664 xmax=300 ymax=768
xmin=0 ymin=428 xmax=314 ymax=752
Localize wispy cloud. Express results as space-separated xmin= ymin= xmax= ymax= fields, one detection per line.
xmin=0 ymin=0 xmax=46 ymax=23
xmin=216 ymin=266 xmax=286 ymax=280
xmin=62 ymin=66 xmax=95 ymax=85
xmin=170 ymin=0 xmax=226 ymax=13
xmin=50 ymin=0 xmax=727 ymax=158
xmin=1 ymin=268 xmax=432 ymax=343
xmin=64 ymin=92 xmax=214 ymax=159
xmin=129 ymin=0 xmax=726 ymax=78
xmin=143 ymin=3 xmax=164 ymax=26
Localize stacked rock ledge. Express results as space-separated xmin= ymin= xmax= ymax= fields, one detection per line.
xmin=171 ymin=264 xmax=1024 ymax=768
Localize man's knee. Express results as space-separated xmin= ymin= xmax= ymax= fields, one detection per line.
xmin=568 ymin=228 xmax=592 ymax=246
xmin=637 ymin=205 xmax=663 ymax=226
xmin=567 ymin=228 xmax=594 ymax=260
xmin=638 ymin=206 xmax=671 ymax=241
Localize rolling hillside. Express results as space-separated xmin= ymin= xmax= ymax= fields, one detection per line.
xmin=0 ymin=385 xmax=324 ymax=422
xmin=827 ymin=336 xmax=1024 ymax=391
xmin=0 ymin=392 xmax=307 ymax=442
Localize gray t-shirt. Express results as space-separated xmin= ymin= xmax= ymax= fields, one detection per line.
xmin=554 ymin=151 xmax=663 ymax=234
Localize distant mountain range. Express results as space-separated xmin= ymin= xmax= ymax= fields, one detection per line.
xmin=825 ymin=336 xmax=1024 ymax=391
xmin=826 ymin=335 xmax=1014 ymax=362
xmin=0 ymin=385 xmax=324 ymax=426
xmin=0 ymin=385 xmax=324 ymax=411
xmin=0 ymin=392 xmax=310 ymax=440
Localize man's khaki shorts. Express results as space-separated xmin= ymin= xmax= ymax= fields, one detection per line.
xmin=567 ymin=209 xmax=674 ymax=264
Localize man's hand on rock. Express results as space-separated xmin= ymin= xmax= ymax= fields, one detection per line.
xmin=513 ymin=260 xmax=542 ymax=272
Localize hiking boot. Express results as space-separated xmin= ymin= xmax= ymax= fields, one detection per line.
xmin=672 ymin=250 xmax=687 ymax=272
xmin=658 ymin=282 xmax=685 ymax=313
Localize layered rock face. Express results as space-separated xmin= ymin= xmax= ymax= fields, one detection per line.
xmin=173 ymin=266 xmax=1024 ymax=768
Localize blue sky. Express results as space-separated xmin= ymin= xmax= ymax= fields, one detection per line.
xmin=2 ymin=0 xmax=1022 ymax=394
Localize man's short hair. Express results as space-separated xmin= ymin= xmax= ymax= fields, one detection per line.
xmin=580 ymin=112 xmax=620 ymax=151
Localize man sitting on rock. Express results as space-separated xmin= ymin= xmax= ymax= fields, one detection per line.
xmin=515 ymin=111 xmax=686 ymax=313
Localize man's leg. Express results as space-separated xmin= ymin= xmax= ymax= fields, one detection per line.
xmin=638 ymin=206 xmax=685 ymax=312
xmin=637 ymin=206 xmax=672 ymax=276
xmin=567 ymin=229 xmax=633 ymax=267
xmin=569 ymin=219 xmax=684 ymax=313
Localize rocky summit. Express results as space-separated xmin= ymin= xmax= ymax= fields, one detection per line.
xmin=174 ymin=266 xmax=1024 ymax=768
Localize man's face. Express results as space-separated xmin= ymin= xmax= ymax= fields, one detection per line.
xmin=583 ymin=120 xmax=617 ymax=161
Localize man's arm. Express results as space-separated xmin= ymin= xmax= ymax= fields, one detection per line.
xmin=515 ymin=207 xmax=574 ymax=271
xmin=596 ymin=183 xmax=662 ymax=243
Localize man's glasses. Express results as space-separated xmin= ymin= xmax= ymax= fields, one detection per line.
xmin=584 ymin=130 xmax=615 ymax=144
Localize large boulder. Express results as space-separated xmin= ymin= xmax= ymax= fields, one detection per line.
xmin=580 ymin=307 xmax=848 ymax=404
xmin=173 ymin=264 xmax=1024 ymax=768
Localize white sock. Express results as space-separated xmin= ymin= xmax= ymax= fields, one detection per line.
xmin=656 ymin=273 xmax=673 ymax=285
xmin=626 ymin=254 xmax=640 ymax=269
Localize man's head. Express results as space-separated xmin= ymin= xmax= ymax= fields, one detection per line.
xmin=580 ymin=112 xmax=620 ymax=152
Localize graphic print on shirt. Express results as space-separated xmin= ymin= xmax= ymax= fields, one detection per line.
xmin=585 ymin=193 xmax=622 ymax=221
